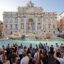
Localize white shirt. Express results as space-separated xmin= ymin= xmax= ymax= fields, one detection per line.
xmin=3 ymin=60 xmax=10 ymax=64
xmin=20 ymin=56 xmax=29 ymax=64
xmin=45 ymin=45 xmax=49 ymax=52
xmin=18 ymin=48 xmax=24 ymax=55
xmin=57 ymin=58 xmax=64 ymax=64
xmin=34 ymin=51 xmax=39 ymax=64
xmin=34 ymin=52 xmax=39 ymax=58
xmin=0 ymin=54 xmax=3 ymax=61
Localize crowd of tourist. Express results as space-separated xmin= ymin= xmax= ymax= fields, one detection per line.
xmin=0 ymin=43 xmax=64 ymax=64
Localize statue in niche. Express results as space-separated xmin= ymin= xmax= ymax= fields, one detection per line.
xmin=27 ymin=18 xmax=34 ymax=33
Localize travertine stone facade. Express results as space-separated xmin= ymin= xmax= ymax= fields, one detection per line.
xmin=3 ymin=1 xmax=58 ymax=38
xmin=0 ymin=21 xmax=3 ymax=36
xmin=58 ymin=12 xmax=64 ymax=33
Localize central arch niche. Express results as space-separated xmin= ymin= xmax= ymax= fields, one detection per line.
xmin=26 ymin=18 xmax=35 ymax=33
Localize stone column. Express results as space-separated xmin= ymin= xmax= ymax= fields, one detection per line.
xmin=24 ymin=18 xmax=26 ymax=34
xmin=35 ymin=18 xmax=37 ymax=33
